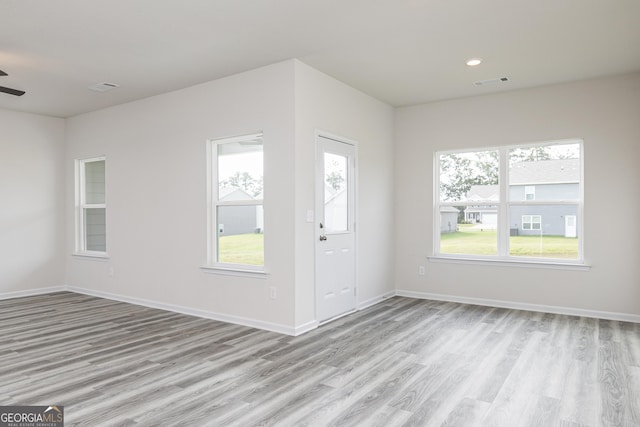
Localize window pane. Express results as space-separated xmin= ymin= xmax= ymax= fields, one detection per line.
xmin=509 ymin=143 xmax=580 ymax=202
xmin=525 ymin=186 xmax=535 ymax=200
xmin=218 ymin=139 xmax=263 ymax=201
xmin=509 ymin=205 xmax=578 ymax=259
xmin=217 ymin=205 xmax=264 ymax=266
xmin=440 ymin=206 xmax=497 ymax=255
xmin=85 ymin=160 xmax=105 ymax=204
xmin=438 ymin=147 xmax=498 ymax=255
xmin=439 ymin=150 xmax=499 ymax=203
xmin=324 ymin=152 xmax=348 ymax=233
xmin=84 ymin=207 xmax=106 ymax=252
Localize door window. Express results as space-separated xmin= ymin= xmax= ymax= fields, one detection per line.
xmin=323 ymin=152 xmax=349 ymax=233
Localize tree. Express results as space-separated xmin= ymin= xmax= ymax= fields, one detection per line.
xmin=509 ymin=146 xmax=551 ymax=164
xmin=439 ymin=152 xmax=499 ymax=202
xmin=221 ymin=172 xmax=263 ymax=197
xmin=476 ymin=150 xmax=499 ymax=184
xmin=440 ymin=154 xmax=473 ymax=201
xmin=326 ymin=171 xmax=345 ymax=191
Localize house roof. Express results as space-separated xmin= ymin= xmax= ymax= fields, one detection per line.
xmin=466 ymin=185 xmax=499 ymax=202
xmin=465 ymin=206 xmax=498 ymax=212
xmin=463 ymin=158 xmax=579 ymax=202
xmin=219 ymin=187 xmax=254 ymax=201
xmin=509 ymin=158 xmax=580 ymax=185
xmin=325 ymin=185 xmax=346 ymax=204
xmin=440 ymin=206 xmax=460 ymax=213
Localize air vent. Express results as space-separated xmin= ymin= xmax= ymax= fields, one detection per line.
xmin=473 ymin=77 xmax=510 ymax=86
xmin=88 ymin=82 xmax=120 ymax=92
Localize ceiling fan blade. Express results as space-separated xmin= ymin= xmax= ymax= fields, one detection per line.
xmin=0 ymin=86 xmax=26 ymax=96
xmin=0 ymin=69 xmax=7 ymax=77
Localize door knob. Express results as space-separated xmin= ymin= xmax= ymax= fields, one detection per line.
xmin=319 ymin=235 xmax=327 ymax=241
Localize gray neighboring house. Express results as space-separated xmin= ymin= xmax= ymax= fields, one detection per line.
xmin=462 ymin=158 xmax=580 ymax=237
xmin=464 ymin=185 xmax=498 ymax=226
xmin=218 ymin=187 xmax=263 ymax=236
xmin=440 ymin=206 xmax=459 ymax=233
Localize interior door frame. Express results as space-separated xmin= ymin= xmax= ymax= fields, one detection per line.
xmin=315 ymin=130 xmax=358 ymax=323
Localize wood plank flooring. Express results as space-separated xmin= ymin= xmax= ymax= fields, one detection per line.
xmin=1 ymin=292 xmax=639 ymax=426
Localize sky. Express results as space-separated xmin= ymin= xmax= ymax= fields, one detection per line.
xmin=218 ymin=151 xmax=263 ymax=181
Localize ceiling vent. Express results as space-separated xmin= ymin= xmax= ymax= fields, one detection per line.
xmin=88 ymin=82 xmax=120 ymax=92
xmin=473 ymin=77 xmax=510 ymax=87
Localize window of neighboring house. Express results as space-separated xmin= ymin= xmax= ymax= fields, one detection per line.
xmin=435 ymin=140 xmax=583 ymax=263
xmin=75 ymin=157 xmax=107 ymax=255
xmin=206 ymin=133 xmax=264 ymax=270
xmin=522 ymin=215 xmax=541 ymax=230
xmin=525 ymin=185 xmax=535 ymax=200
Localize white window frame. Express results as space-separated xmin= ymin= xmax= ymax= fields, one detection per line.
xmin=204 ymin=133 xmax=265 ymax=274
xmin=74 ymin=156 xmax=107 ymax=257
xmin=433 ymin=139 xmax=585 ymax=267
xmin=525 ymin=185 xmax=536 ymax=201
xmin=522 ymin=215 xmax=542 ymax=230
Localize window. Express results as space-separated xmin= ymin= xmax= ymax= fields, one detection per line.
xmin=522 ymin=215 xmax=541 ymax=230
xmin=75 ymin=157 xmax=106 ymax=255
xmin=525 ymin=186 xmax=535 ymax=200
xmin=207 ymin=133 xmax=264 ymax=270
xmin=324 ymin=152 xmax=349 ymax=232
xmin=438 ymin=149 xmax=499 ymax=256
xmin=435 ymin=140 xmax=583 ymax=263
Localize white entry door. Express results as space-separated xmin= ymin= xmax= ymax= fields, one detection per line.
xmin=316 ymin=135 xmax=356 ymax=323
xmin=565 ymin=215 xmax=577 ymax=238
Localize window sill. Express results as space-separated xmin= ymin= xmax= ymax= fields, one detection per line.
xmin=200 ymin=265 xmax=268 ymax=278
xmin=72 ymin=252 xmax=110 ymax=261
xmin=428 ymin=255 xmax=591 ymax=271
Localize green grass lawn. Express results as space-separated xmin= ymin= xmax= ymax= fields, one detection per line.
xmin=441 ymin=224 xmax=498 ymax=255
xmin=219 ymin=233 xmax=264 ymax=265
xmin=441 ymin=224 xmax=578 ymax=258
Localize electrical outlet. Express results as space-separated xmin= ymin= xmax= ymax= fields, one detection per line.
xmin=269 ymin=286 xmax=277 ymax=300
xmin=418 ymin=266 xmax=425 ymax=276
xmin=108 ymin=266 xmax=115 ymax=277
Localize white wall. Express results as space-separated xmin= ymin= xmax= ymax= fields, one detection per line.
xmin=64 ymin=60 xmax=395 ymax=333
xmin=65 ymin=61 xmax=297 ymax=331
xmin=395 ymin=72 xmax=640 ymax=317
xmin=9 ymin=58 xmax=635 ymax=333
xmin=293 ymin=61 xmax=395 ymax=327
xmin=0 ymin=109 xmax=66 ymax=296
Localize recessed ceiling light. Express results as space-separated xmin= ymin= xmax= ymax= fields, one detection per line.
xmin=466 ymin=58 xmax=483 ymax=67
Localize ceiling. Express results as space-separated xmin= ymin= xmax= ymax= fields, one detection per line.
xmin=1 ymin=0 xmax=639 ymax=118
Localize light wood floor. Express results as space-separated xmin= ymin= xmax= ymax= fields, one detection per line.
xmin=1 ymin=292 xmax=639 ymax=426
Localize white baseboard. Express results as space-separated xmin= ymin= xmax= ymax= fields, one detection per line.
xmin=396 ymin=289 xmax=640 ymax=324
xmin=283 ymin=290 xmax=398 ymax=335
xmin=358 ymin=290 xmax=396 ymax=311
xmin=66 ymin=286 xmax=299 ymax=336
xmin=0 ymin=286 xmax=66 ymax=300
xmin=294 ymin=320 xmax=319 ymax=336
xmin=6 ymin=285 xmax=636 ymax=336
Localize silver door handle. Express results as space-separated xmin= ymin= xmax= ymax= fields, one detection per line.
xmin=319 ymin=235 xmax=327 ymax=241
